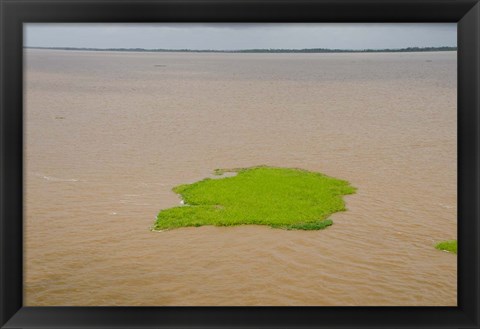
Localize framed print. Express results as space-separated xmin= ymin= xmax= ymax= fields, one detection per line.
xmin=1 ymin=0 xmax=479 ymax=328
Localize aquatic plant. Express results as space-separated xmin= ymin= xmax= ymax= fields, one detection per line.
xmin=435 ymin=240 xmax=457 ymax=254
xmin=153 ymin=166 xmax=355 ymax=231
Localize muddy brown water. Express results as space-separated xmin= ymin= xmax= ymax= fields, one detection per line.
xmin=24 ymin=49 xmax=457 ymax=306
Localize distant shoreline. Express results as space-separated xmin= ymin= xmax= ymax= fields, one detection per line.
xmin=25 ymin=46 xmax=457 ymax=54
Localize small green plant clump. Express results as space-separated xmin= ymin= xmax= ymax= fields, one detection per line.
xmin=153 ymin=166 xmax=356 ymax=231
xmin=435 ymin=240 xmax=457 ymax=254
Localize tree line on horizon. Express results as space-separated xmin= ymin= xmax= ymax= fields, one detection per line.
xmin=26 ymin=46 xmax=457 ymax=53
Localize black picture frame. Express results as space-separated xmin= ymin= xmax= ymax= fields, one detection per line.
xmin=1 ymin=0 xmax=479 ymax=328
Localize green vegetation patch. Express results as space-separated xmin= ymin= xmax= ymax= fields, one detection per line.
xmin=154 ymin=166 xmax=356 ymax=231
xmin=435 ymin=240 xmax=457 ymax=254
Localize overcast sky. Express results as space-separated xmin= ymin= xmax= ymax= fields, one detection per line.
xmin=25 ymin=23 xmax=456 ymax=50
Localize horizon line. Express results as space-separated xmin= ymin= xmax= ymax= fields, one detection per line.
xmin=25 ymin=46 xmax=457 ymax=53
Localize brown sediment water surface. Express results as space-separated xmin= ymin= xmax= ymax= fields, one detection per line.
xmin=24 ymin=49 xmax=457 ymax=306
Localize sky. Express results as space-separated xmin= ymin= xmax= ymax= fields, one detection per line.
xmin=25 ymin=23 xmax=456 ymax=50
